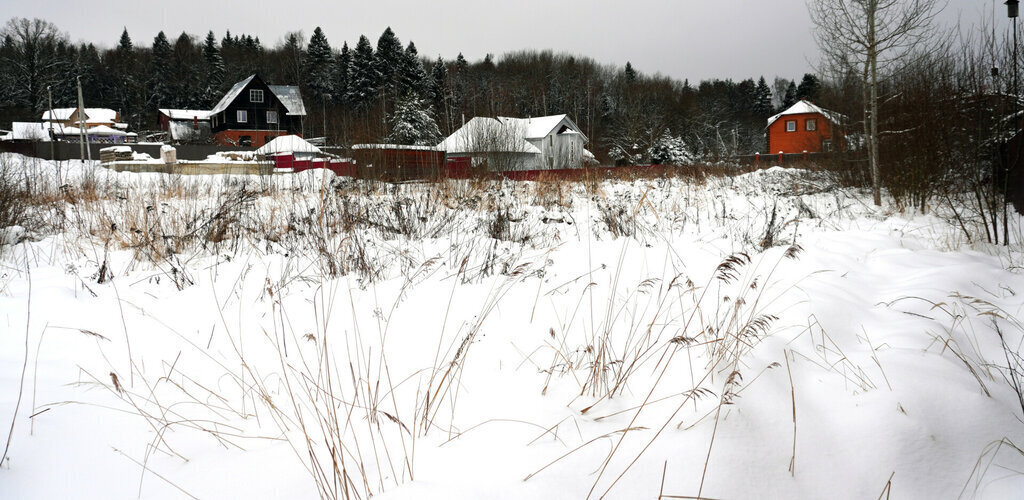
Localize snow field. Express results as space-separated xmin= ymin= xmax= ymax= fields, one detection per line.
xmin=1 ymin=154 xmax=1023 ymax=499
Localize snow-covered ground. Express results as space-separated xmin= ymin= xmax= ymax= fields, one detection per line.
xmin=1 ymin=154 xmax=1023 ymax=499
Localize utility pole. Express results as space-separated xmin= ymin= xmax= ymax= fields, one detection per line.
xmin=47 ymin=85 xmax=58 ymax=181
xmin=76 ymin=78 xmax=86 ymax=161
xmin=77 ymin=76 xmax=92 ymax=163
xmin=1007 ymin=0 xmax=1019 ymax=245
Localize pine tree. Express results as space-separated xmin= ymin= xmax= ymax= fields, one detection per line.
xmin=334 ymin=42 xmax=351 ymax=106
xmin=346 ymin=35 xmax=379 ymax=108
xmin=796 ymin=73 xmax=821 ymax=102
xmin=202 ymin=31 xmax=225 ymax=106
xmin=387 ymin=96 xmax=442 ymax=145
xmin=782 ymin=81 xmax=798 ymax=109
xmin=624 ymin=61 xmax=637 ymax=82
xmin=149 ymin=31 xmax=173 ymax=107
xmin=305 ymin=27 xmax=334 ymax=100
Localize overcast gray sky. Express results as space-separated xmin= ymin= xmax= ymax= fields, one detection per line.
xmin=0 ymin=0 xmax=1011 ymax=82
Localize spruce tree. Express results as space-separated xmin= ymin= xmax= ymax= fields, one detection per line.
xmin=387 ymin=96 xmax=442 ymax=145
xmin=624 ymin=61 xmax=637 ymax=82
xmin=753 ymin=76 xmax=773 ymax=116
xmin=796 ymin=73 xmax=821 ymax=102
xmin=374 ymin=27 xmax=404 ymax=96
xmin=334 ymin=42 xmax=351 ymax=106
xmin=398 ymin=41 xmax=427 ymax=98
xmin=202 ymin=31 xmax=225 ymax=106
xmin=149 ymin=31 xmax=173 ymax=107
xmin=346 ymin=35 xmax=379 ymax=109
xmin=429 ymin=56 xmax=450 ymax=132
xmin=305 ymin=27 xmax=334 ymax=100
xmin=782 ymin=81 xmax=798 ymax=109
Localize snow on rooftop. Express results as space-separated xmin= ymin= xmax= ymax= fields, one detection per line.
xmin=210 ymin=75 xmax=257 ymax=116
xmin=208 ymin=76 xmax=307 ymax=117
xmin=766 ymin=100 xmax=843 ymax=128
xmin=160 ymin=109 xmax=212 ymax=120
xmin=8 ymin=122 xmax=52 ymax=141
xmin=268 ymin=85 xmax=307 ymax=116
xmin=255 ymin=135 xmax=322 ymax=155
xmin=496 ymin=114 xmax=588 ymax=142
xmin=438 ymin=117 xmax=545 ymax=155
xmin=41 ymin=108 xmax=119 ymax=123
xmin=351 ymin=144 xmax=444 ymax=151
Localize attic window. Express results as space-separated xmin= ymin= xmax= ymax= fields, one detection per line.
xmin=250 ymin=89 xmax=264 ymax=103
xmin=786 ymin=120 xmax=797 ymax=132
xmin=806 ymin=119 xmax=817 ymax=131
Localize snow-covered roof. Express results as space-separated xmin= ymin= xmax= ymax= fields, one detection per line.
xmin=437 ymin=117 xmax=544 ymax=155
xmin=168 ymin=120 xmax=212 ymax=141
xmin=41 ymin=107 xmax=119 ymax=123
xmin=351 ymin=144 xmax=444 ymax=151
xmin=159 ymin=109 xmax=212 ymax=120
xmin=7 ymin=122 xmax=52 ymax=141
xmin=496 ymin=114 xmax=588 ymax=142
xmin=255 ymin=135 xmax=322 ymax=155
xmin=268 ymin=85 xmax=307 ymax=116
xmin=210 ymin=75 xmax=257 ymax=116
xmin=766 ymin=100 xmax=843 ymax=128
xmin=209 ymin=75 xmax=307 ymax=117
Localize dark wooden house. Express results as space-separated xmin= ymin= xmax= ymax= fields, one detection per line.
xmin=209 ymin=74 xmax=306 ymax=147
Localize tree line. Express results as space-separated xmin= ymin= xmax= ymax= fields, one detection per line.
xmin=0 ymin=17 xmax=823 ymax=162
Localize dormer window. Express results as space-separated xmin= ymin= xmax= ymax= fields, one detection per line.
xmin=250 ymin=89 xmax=264 ymax=103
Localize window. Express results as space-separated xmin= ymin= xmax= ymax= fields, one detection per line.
xmin=250 ymin=89 xmax=264 ymax=103
xmin=239 ymin=135 xmax=252 ymax=147
xmin=786 ymin=120 xmax=797 ymax=132
xmin=806 ymin=119 xmax=817 ymax=131
xmin=237 ymin=110 xmax=247 ymax=123
xmin=823 ymin=140 xmax=833 ymax=152
xmin=267 ymin=110 xmax=278 ymax=124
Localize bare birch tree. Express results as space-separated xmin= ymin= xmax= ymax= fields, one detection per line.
xmin=808 ymin=0 xmax=944 ymax=205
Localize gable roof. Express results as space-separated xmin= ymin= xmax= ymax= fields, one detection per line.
xmin=210 ymin=75 xmax=257 ymax=116
xmin=268 ymin=85 xmax=307 ymax=116
xmin=255 ymin=135 xmax=322 ymax=155
xmin=437 ymin=117 xmax=544 ymax=155
xmin=767 ymin=100 xmax=842 ymax=128
xmin=42 ymin=107 xmax=119 ymax=123
xmin=496 ymin=114 xmax=588 ymax=142
xmin=160 ymin=109 xmax=212 ymax=120
xmin=209 ymin=75 xmax=308 ymax=117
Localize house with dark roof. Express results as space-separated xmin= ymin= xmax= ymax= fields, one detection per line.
xmin=208 ymin=74 xmax=306 ymax=147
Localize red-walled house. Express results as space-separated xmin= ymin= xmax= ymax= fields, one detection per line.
xmin=766 ymin=100 xmax=842 ymax=154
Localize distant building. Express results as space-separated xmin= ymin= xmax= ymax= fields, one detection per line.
xmin=766 ymin=100 xmax=843 ymax=154
xmin=158 ymin=109 xmax=212 ymax=144
xmin=42 ymin=107 xmax=127 ymax=131
xmin=438 ymin=114 xmax=592 ymax=171
xmin=3 ymin=121 xmax=136 ymax=144
xmin=208 ymin=74 xmax=306 ymax=147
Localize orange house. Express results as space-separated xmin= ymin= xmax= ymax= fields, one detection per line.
xmin=766 ymin=100 xmax=842 ymax=154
